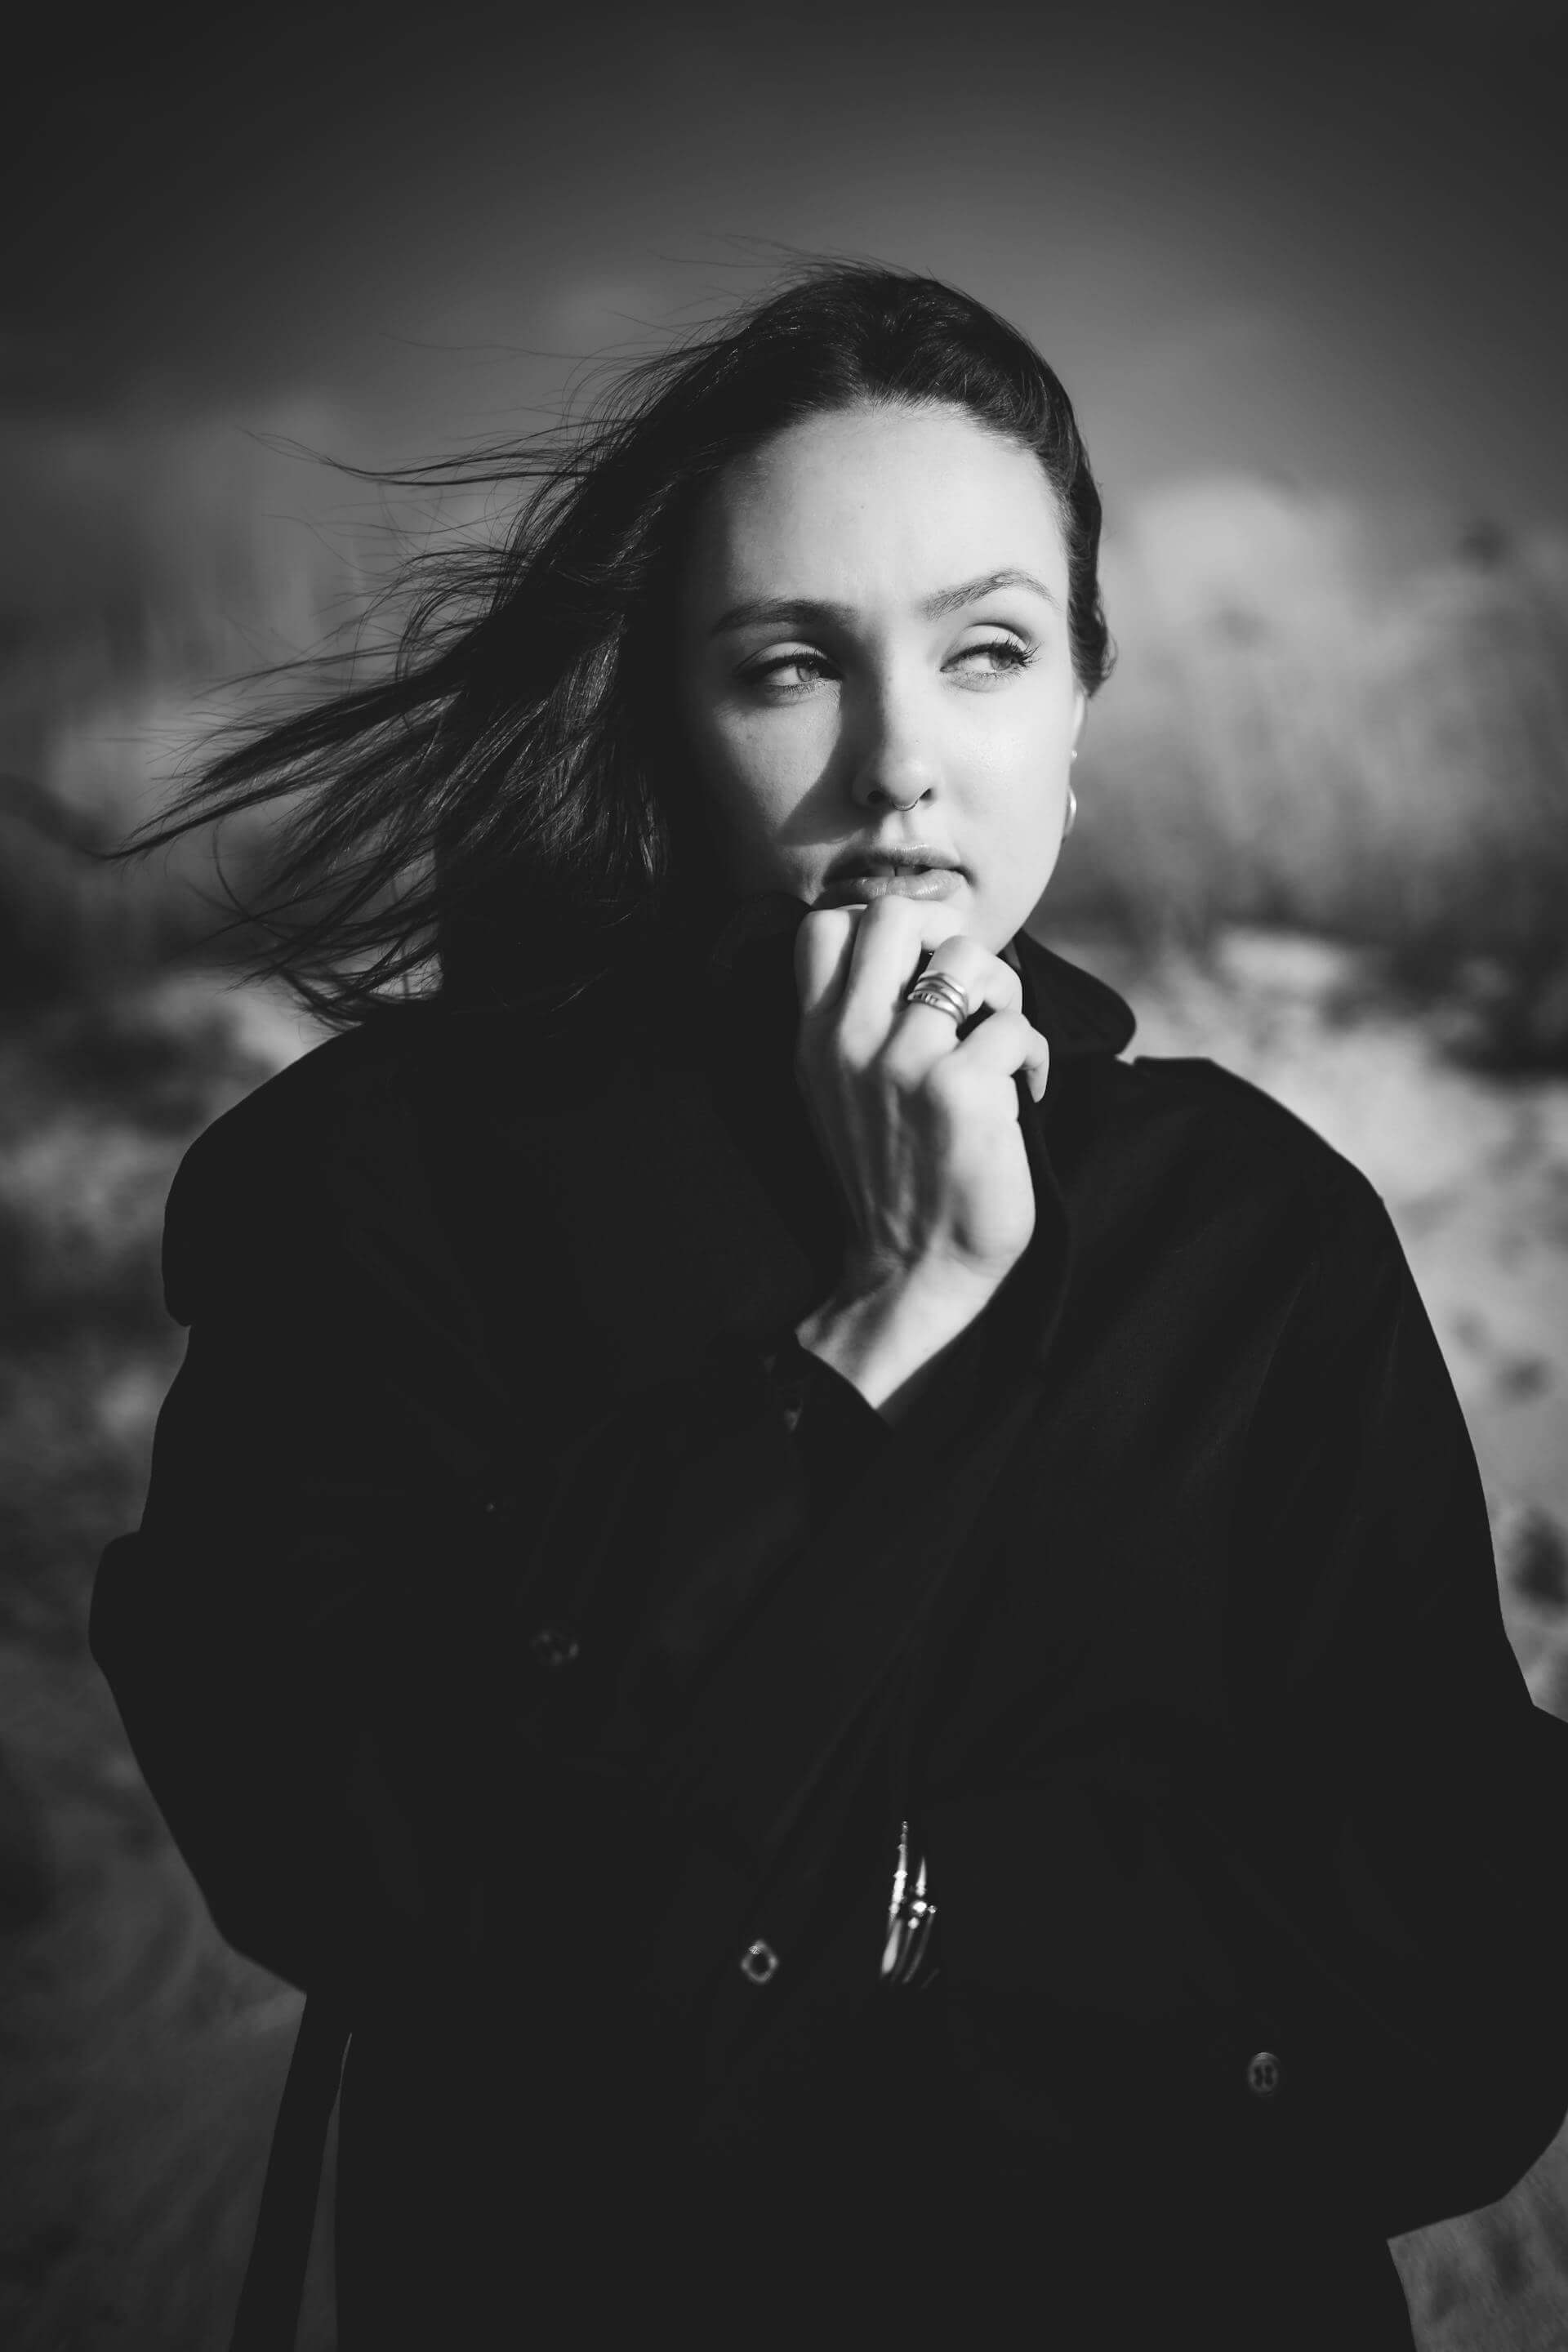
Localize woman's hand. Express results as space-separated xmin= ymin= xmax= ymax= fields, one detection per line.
xmin=790 ymin=896 xmax=1049 ymax=1418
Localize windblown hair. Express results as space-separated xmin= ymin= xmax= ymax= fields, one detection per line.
xmin=118 ymin=259 xmax=1114 ymax=1028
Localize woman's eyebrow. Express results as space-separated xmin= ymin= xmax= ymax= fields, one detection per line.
xmin=708 ymin=568 xmax=1060 ymax=638
xmin=920 ymin=568 xmax=1060 ymax=619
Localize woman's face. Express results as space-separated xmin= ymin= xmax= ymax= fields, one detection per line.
xmin=675 ymin=400 xmax=1086 ymax=955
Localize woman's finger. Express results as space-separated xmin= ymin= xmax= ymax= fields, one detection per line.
xmin=898 ymin=939 xmax=1022 ymax=1031
xmin=840 ymin=899 xmax=1021 ymax=1055
xmin=794 ymin=907 xmax=860 ymax=1025
xmin=942 ymin=1005 xmax=1052 ymax=1104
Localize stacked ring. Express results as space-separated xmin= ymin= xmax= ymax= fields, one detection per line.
xmin=903 ymin=971 xmax=970 ymax=1026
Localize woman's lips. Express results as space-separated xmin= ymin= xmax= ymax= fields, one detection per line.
xmin=814 ymin=869 xmax=963 ymax=907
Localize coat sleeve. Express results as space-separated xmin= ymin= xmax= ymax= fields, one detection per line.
xmin=1212 ymin=1160 xmax=1568 ymax=2238
xmin=925 ymin=1160 xmax=1568 ymax=2249
xmin=87 ymin=1071 xmax=889 ymax=2004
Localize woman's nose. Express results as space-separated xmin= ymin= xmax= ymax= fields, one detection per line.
xmin=849 ymin=692 xmax=940 ymax=812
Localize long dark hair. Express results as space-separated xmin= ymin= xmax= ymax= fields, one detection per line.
xmin=116 ymin=259 xmax=1114 ymax=1029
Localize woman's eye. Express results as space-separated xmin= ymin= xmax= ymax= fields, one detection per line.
xmin=950 ymin=636 xmax=1035 ymax=679
xmin=740 ymin=637 xmax=1034 ymax=696
xmin=742 ymin=653 xmax=835 ymax=693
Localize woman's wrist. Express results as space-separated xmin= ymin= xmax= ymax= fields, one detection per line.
xmin=794 ymin=1266 xmax=997 ymax=1426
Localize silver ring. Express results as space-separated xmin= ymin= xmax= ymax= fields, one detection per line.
xmin=903 ymin=972 xmax=969 ymax=1026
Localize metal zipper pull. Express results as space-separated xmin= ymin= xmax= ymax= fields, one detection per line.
xmin=881 ymin=1815 xmax=938 ymax=1986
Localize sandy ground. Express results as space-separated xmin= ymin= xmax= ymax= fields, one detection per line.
xmin=2 ymin=933 xmax=1566 ymax=2350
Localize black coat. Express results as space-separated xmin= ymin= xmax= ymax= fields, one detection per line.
xmin=91 ymin=895 xmax=1568 ymax=2350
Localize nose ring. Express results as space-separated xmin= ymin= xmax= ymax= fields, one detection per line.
xmin=885 ymin=794 xmax=922 ymax=813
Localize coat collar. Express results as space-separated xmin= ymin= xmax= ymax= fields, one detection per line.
xmin=1009 ymin=929 xmax=1137 ymax=1062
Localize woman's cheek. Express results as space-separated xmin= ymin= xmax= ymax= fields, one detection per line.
xmin=693 ymin=719 xmax=811 ymax=884
xmin=977 ymin=706 xmax=1067 ymax=800
xmin=733 ymin=711 xmax=822 ymax=821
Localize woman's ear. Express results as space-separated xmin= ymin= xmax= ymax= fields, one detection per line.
xmin=1071 ymin=686 xmax=1088 ymax=758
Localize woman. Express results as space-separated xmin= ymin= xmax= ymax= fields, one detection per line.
xmin=91 ymin=263 xmax=1568 ymax=2350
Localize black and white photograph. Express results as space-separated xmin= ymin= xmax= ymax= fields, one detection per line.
xmin=5 ymin=2 xmax=1568 ymax=2345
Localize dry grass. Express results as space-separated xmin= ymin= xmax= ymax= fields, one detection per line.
xmin=0 ymin=983 xmax=334 ymax=2347
xmin=1055 ymin=489 xmax=1568 ymax=1062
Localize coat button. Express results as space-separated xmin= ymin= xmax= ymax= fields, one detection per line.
xmin=1245 ymin=2050 xmax=1283 ymax=2099
xmin=529 ymin=1624 xmax=580 ymax=1672
xmin=739 ymin=1939 xmax=780 ymax=1985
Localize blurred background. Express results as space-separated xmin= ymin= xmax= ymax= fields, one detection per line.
xmin=3 ymin=0 xmax=1567 ymax=2343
